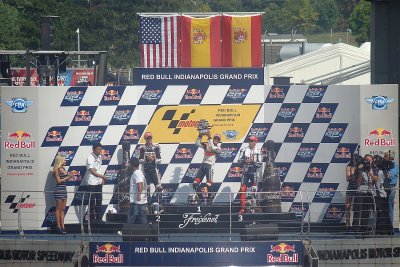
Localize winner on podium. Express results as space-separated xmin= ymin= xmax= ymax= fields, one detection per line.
xmin=191 ymin=120 xmax=222 ymax=204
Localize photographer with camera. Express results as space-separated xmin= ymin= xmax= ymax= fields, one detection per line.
xmin=192 ymin=121 xmax=222 ymax=202
xmin=354 ymin=154 xmax=378 ymax=233
xmin=382 ymin=150 xmax=399 ymax=228
xmin=345 ymin=154 xmax=361 ymax=229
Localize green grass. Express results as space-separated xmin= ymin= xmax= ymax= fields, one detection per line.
xmin=305 ymin=32 xmax=359 ymax=47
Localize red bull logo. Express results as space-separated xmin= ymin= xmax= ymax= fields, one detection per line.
xmin=96 ymin=244 xmax=121 ymax=254
xmin=267 ymin=243 xmax=298 ymax=263
xmin=325 ymin=206 xmax=343 ymax=219
xmin=315 ymin=107 xmax=333 ymax=119
xmin=123 ymin=128 xmax=140 ymax=140
xmin=46 ymin=130 xmax=63 ymax=142
xmin=307 ymin=167 xmax=324 ymax=179
xmin=175 ymin=148 xmax=193 ymax=159
xmin=288 ymin=127 xmax=304 ymax=138
xmin=93 ymin=243 xmax=124 ymax=264
xmin=269 ymin=87 xmax=285 ymax=98
xmin=4 ymin=130 xmax=35 ymax=149
xmin=228 ymin=166 xmax=243 ymax=177
xmin=335 ymin=146 xmax=351 ymax=159
xmin=185 ymin=88 xmax=202 ymax=100
xmin=280 ymin=186 xmax=296 ymax=198
xmin=100 ymin=149 xmax=112 ymax=161
xmin=270 ymin=243 xmax=296 ymax=254
xmin=104 ymin=89 xmax=120 ymax=101
xmin=68 ymin=170 xmax=81 ymax=182
xmin=365 ymin=128 xmax=396 ymax=147
xmin=75 ymin=110 xmax=92 ymax=122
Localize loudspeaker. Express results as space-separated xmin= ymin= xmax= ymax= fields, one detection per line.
xmin=241 ymin=223 xmax=279 ymax=241
xmin=122 ymin=223 xmax=159 ymax=241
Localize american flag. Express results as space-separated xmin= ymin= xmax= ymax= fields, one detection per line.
xmin=140 ymin=15 xmax=180 ymax=68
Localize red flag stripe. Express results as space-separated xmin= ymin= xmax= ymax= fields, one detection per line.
xmin=210 ymin=16 xmax=222 ymax=67
xmin=181 ymin=16 xmax=192 ymax=67
xmin=251 ymin=15 xmax=262 ymax=67
xmin=222 ymin=15 xmax=232 ymax=67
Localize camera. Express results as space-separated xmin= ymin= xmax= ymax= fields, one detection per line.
xmin=373 ymin=155 xmax=394 ymax=172
xmin=381 ymin=159 xmax=394 ymax=172
xmin=362 ymin=160 xmax=371 ymax=171
xmin=197 ymin=119 xmax=212 ymax=135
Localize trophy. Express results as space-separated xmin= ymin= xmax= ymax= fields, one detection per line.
xmin=197 ymin=119 xmax=212 ymax=135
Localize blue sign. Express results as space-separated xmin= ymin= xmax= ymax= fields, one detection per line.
xmin=5 ymin=98 xmax=33 ymax=113
xmin=365 ymin=95 xmax=395 ymax=110
xmin=134 ymin=68 xmax=264 ymax=86
xmin=89 ymin=241 xmax=304 ymax=266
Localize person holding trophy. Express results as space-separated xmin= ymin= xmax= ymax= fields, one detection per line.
xmin=192 ymin=120 xmax=222 ymax=203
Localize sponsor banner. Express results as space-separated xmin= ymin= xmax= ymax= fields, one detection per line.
xmin=10 ymin=68 xmax=39 ymax=86
xmin=144 ymin=105 xmax=260 ymax=143
xmin=134 ymin=68 xmax=264 ymax=85
xmin=313 ymin=237 xmax=400 ymax=264
xmin=10 ymin=68 xmax=94 ymax=86
xmin=89 ymin=241 xmax=303 ymax=266
xmin=0 ymin=244 xmax=75 ymax=263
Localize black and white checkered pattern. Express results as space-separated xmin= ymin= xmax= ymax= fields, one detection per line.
xmin=40 ymin=83 xmax=360 ymax=225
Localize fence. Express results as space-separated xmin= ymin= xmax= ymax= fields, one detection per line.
xmin=0 ymin=188 xmax=397 ymax=241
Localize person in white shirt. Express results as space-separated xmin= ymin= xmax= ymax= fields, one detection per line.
xmin=128 ymin=157 xmax=148 ymax=224
xmin=86 ymin=142 xmax=107 ymax=222
xmin=237 ymin=135 xmax=263 ymax=213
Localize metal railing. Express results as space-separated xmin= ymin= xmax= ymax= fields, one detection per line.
xmin=0 ymin=188 xmax=397 ymax=241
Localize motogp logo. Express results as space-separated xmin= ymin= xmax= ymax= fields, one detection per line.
xmin=306 ymin=87 xmax=325 ymax=99
xmin=297 ymin=147 xmax=316 ymax=159
xmin=64 ymin=91 xmax=84 ymax=103
xmin=278 ymin=108 xmax=296 ymax=119
xmin=219 ymin=147 xmax=238 ymax=159
xmin=325 ymin=128 xmax=344 ymax=139
xmin=113 ymin=110 xmax=132 ymax=121
xmin=226 ymin=88 xmax=247 ymax=99
xmin=142 ymin=90 xmax=162 ymax=101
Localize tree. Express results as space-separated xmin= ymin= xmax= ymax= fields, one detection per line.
xmin=281 ymin=0 xmax=319 ymax=34
xmin=349 ymin=0 xmax=370 ymax=44
xmin=337 ymin=0 xmax=360 ymax=30
xmin=0 ymin=3 xmax=23 ymax=49
xmin=311 ymin=0 xmax=339 ymax=32
xmin=263 ymin=3 xmax=286 ymax=34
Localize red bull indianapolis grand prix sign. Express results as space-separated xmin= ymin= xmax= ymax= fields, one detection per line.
xmin=89 ymin=241 xmax=304 ymax=266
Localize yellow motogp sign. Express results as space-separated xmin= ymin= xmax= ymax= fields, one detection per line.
xmin=144 ymin=105 xmax=261 ymax=143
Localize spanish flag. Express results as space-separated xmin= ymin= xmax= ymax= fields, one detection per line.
xmin=181 ymin=15 xmax=221 ymax=67
xmin=222 ymin=14 xmax=262 ymax=67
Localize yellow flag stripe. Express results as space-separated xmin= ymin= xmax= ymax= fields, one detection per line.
xmin=191 ymin=18 xmax=211 ymax=67
xmin=231 ymin=16 xmax=252 ymax=67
